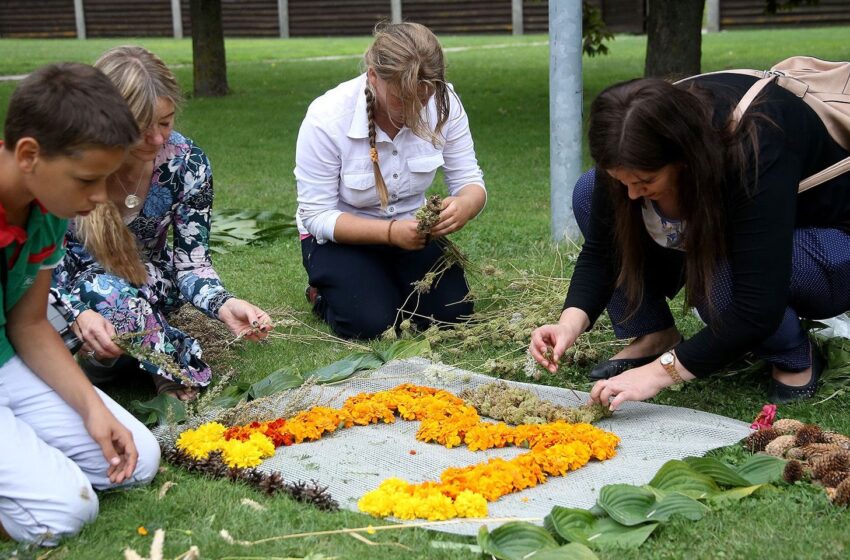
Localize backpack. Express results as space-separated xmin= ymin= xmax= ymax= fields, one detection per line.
xmin=685 ymin=56 xmax=850 ymax=192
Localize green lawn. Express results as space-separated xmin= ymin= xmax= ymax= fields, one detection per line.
xmin=1 ymin=27 xmax=849 ymax=559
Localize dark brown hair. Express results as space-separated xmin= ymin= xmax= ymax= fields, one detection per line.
xmin=4 ymin=62 xmax=139 ymax=157
xmin=587 ymin=78 xmax=757 ymax=315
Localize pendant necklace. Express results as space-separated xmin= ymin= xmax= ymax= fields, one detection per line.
xmin=115 ymin=164 xmax=146 ymax=209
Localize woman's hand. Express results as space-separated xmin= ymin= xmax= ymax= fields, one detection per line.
xmin=590 ymin=361 xmax=679 ymax=411
xmin=82 ymin=403 xmax=138 ymax=483
xmin=429 ymin=196 xmax=474 ymax=238
xmin=73 ymin=309 xmax=122 ymax=360
xmin=219 ymin=298 xmax=273 ymax=341
xmin=529 ymin=308 xmax=589 ymax=373
xmin=388 ymin=219 xmax=427 ymax=250
xmin=529 ymin=323 xmax=581 ymax=373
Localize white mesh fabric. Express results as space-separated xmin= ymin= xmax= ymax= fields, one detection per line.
xmin=157 ymin=358 xmax=752 ymax=536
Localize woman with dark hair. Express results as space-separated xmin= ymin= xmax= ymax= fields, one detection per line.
xmin=295 ymin=22 xmax=486 ymax=339
xmin=530 ymin=73 xmax=850 ymax=408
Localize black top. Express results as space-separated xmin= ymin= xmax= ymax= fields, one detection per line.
xmin=564 ymin=73 xmax=850 ymax=377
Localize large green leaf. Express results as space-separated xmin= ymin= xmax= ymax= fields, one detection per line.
xmin=683 ymin=456 xmax=753 ymax=488
xmin=648 ymin=460 xmax=720 ymax=499
xmin=645 ymin=491 xmax=709 ymax=522
xmin=709 ymin=484 xmax=765 ymax=505
xmin=130 ymin=394 xmax=187 ymax=426
xmin=247 ymin=368 xmax=304 ymax=399
xmin=478 ymin=522 xmax=559 ymax=560
xmin=586 ymin=518 xmax=658 ymax=550
xmin=380 ymin=339 xmax=432 ymax=361
xmin=734 ymin=454 xmax=787 ymax=485
xmin=210 ymin=382 xmax=252 ymax=408
xmin=306 ymin=352 xmax=384 ymax=384
xmin=528 ymin=543 xmax=599 ymax=559
xmin=545 ymin=506 xmax=597 ymax=544
xmin=596 ymin=484 xmax=656 ymax=526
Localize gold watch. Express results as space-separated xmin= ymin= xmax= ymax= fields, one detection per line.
xmin=659 ymin=351 xmax=683 ymax=384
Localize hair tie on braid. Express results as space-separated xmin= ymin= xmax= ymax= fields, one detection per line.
xmin=370 ymin=147 xmax=379 ymax=163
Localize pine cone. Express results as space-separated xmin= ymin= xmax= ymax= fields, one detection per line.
xmin=800 ymin=443 xmax=843 ymax=460
xmin=832 ymin=478 xmax=850 ymax=507
xmin=743 ymin=428 xmax=781 ymax=453
xmin=259 ymin=472 xmax=286 ymax=495
xmin=811 ymin=450 xmax=850 ymax=480
xmin=285 ymin=479 xmax=339 ymax=511
xmin=765 ymin=434 xmax=796 ymax=457
xmin=785 ymin=447 xmax=807 ymax=461
xmin=821 ymin=432 xmax=850 ymax=450
xmin=795 ymin=424 xmax=825 ymax=447
xmin=820 ymin=470 xmax=850 ymax=488
xmin=783 ymin=460 xmax=805 ymax=483
xmin=773 ymin=418 xmax=804 ymax=435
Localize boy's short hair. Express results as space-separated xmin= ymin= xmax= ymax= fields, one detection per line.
xmin=4 ymin=62 xmax=139 ymax=157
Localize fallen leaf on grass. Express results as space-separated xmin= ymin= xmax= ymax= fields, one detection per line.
xmin=240 ymin=498 xmax=267 ymax=511
xmin=158 ymin=481 xmax=176 ymax=500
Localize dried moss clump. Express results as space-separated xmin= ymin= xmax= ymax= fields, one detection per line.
xmin=833 ymin=478 xmax=850 ymax=507
xmin=161 ymin=446 xmax=338 ymax=511
xmin=459 ymin=381 xmax=612 ymax=425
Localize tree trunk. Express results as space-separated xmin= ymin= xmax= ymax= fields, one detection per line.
xmin=644 ymin=0 xmax=704 ymax=79
xmin=191 ymin=0 xmax=229 ymax=97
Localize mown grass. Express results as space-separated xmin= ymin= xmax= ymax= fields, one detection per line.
xmin=1 ymin=27 xmax=849 ymax=559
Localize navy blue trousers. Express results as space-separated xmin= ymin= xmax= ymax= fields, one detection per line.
xmin=301 ymin=237 xmax=473 ymax=339
xmin=573 ymin=168 xmax=850 ymax=370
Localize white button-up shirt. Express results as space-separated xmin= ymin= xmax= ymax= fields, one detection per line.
xmin=294 ymin=73 xmax=486 ymax=243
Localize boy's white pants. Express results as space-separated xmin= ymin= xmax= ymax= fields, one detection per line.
xmin=0 ymin=355 xmax=160 ymax=545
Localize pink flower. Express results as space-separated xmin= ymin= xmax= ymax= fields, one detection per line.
xmin=750 ymin=404 xmax=777 ymax=430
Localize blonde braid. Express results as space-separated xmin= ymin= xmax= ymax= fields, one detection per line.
xmin=364 ymin=86 xmax=390 ymax=209
xmin=75 ymin=201 xmax=148 ymax=286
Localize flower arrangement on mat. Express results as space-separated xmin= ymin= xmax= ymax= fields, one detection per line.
xmin=174 ymin=383 xmax=620 ymax=520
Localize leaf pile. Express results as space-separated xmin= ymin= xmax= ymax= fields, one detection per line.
xmin=477 ymin=454 xmax=787 ymax=559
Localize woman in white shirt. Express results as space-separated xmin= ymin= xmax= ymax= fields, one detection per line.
xmin=295 ymin=22 xmax=487 ymax=339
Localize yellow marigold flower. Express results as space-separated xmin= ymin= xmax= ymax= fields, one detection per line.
xmin=454 ymin=490 xmax=488 ymax=518
xmin=176 ymin=422 xmax=227 ymax=459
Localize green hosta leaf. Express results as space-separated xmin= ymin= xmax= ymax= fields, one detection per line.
xmin=306 ymin=352 xmax=385 ymax=384
xmin=477 ymin=522 xmax=559 ymax=560
xmin=247 ymin=368 xmax=304 ymax=399
xmin=735 ymin=454 xmax=787 ymax=485
xmin=597 ymin=484 xmax=656 ymax=526
xmin=645 ymin=491 xmax=709 ymax=522
xmin=380 ymin=339 xmax=432 ymax=362
xmin=586 ymin=518 xmax=658 ymax=550
xmin=545 ymin=506 xmax=597 ymax=544
xmin=130 ymin=394 xmax=187 ymax=426
xmin=683 ymin=456 xmax=753 ymax=487
xmin=528 ymin=543 xmax=600 ymax=559
xmin=648 ymin=460 xmax=720 ymax=499
xmin=210 ymin=382 xmax=252 ymax=408
xmin=709 ymin=484 xmax=765 ymax=505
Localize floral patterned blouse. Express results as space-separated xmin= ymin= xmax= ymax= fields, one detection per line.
xmin=53 ymin=131 xmax=233 ymax=320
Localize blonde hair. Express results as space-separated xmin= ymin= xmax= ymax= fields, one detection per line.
xmin=93 ymin=45 xmax=182 ymax=129
xmin=76 ymin=201 xmax=148 ymax=285
xmin=363 ymin=22 xmax=450 ymax=208
xmin=76 ymin=45 xmax=182 ymax=286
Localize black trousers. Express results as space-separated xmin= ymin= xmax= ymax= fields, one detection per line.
xmin=301 ymin=237 xmax=473 ymax=339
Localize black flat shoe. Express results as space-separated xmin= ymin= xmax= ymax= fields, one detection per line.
xmin=768 ymin=345 xmax=823 ymax=404
xmin=588 ymin=353 xmax=662 ymax=380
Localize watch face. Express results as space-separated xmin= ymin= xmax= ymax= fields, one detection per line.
xmin=661 ymin=352 xmax=674 ymax=365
